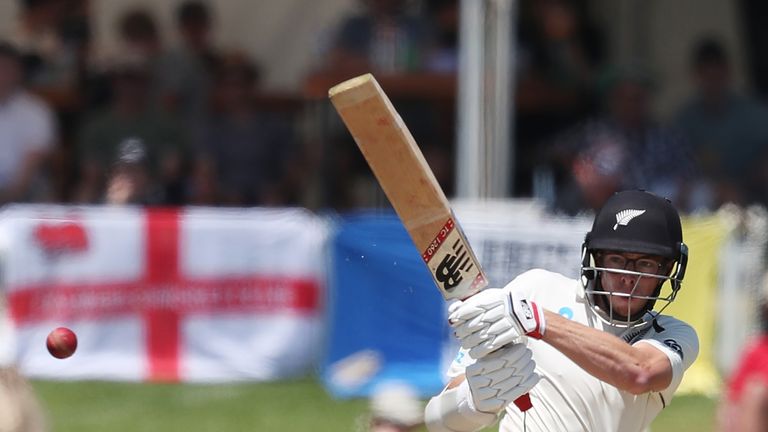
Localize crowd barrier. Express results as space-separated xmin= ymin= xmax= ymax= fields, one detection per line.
xmin=0 ymin=203 xmax=764 ymax=398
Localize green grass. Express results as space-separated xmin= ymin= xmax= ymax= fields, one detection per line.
xmin=33 ymin=378 xmax=717 ymax=431
xmin=652 ymin=394 xmax=717 ymax=432
xmin=34 ymin=377 xmax=369 ymax=432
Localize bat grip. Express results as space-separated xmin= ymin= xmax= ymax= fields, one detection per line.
xmin=513 ymin=393 xmax=532 ymax=411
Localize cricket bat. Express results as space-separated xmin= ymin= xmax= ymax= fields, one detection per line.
xmin=329 ymin=73 xmax=532 ymax=411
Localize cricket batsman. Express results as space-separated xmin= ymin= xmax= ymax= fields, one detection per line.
xmin=425 ymin=190 xmax=699 ymax=431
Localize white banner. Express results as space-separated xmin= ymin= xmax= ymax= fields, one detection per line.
xmin=0 ymin=205 xmax=327 ymax=382
xmin=452 ymin=200 xmax=592 ymax=286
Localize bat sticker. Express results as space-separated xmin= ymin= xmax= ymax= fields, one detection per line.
xmin=424 ymin=218 xmax=485 ymax=295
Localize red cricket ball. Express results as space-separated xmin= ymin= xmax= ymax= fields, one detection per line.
xmin=46 ymin=327 xmax=78 ymax=359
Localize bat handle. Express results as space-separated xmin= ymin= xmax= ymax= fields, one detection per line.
xmin=514 ymin=393 xmax=532 ymax=411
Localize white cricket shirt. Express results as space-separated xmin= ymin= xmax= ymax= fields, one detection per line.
xmin=447 ymin=269 xmax=699 ymax=432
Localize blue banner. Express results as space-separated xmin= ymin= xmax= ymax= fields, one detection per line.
xmin=321 ymin=212 xmax=448 ymax=398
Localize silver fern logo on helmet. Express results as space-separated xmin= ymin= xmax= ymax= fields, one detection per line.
xmin=613 ymin=209 xmax=646 ymax=230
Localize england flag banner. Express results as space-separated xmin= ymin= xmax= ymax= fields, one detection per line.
xmin=0 ymin=205 xmax=327 ymax=382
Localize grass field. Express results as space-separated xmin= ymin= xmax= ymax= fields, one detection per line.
xmin=33 ymin=377 xmax=717 ymax=431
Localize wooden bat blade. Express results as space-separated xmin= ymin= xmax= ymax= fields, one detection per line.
xmin=329 ymin=73 xmax=486 ymax=300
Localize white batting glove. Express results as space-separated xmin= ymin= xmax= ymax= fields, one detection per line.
xmin=464 ymin=343 xmax=540 ymax=413
xmin=449 ymin=288 xmax=546 ymax=359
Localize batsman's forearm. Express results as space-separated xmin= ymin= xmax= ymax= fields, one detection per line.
xmin=540 ymin=311 xmax=664 ymax=394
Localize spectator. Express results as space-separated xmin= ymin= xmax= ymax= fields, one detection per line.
xmin=424 ymin=0 xmax=458 ymax=74
xmin=515 ymin=0 xmax=605 ymax=195
xmin=0 ymin=42 xmax=56 ymax=204
xmin=675 ymin=36 xmax=768 ymax=208
xmin=314 ymin=0 xmax=442 ymax=209
xmin=84 ymin=8 xmax=163 ymax=113
xmin=518 ymin=0 xmax=604 ymax=97
xmin=82 ymin=8 xmax=165 ymax=111
xmin=116 ymin=9 xmax=162 ymax=68
xmin=103 ymin=138 xmax=153 ymax=205
xmin=322 ymin=0 xmax=434 ymax=75
xmin=191 ymin=54 xmax=299 ymax=206
xmin=74 ymin=57 xmax=186 ymax=205
xmin=8 ymin=0 xmax=77 ymax=88
xmin=549 ymin=133 xmax=624 ymax=216
xmin=718 ymin=279 xmax=768 ymax=432
xmin=156 ymin=0 xmax=220 ymax=133
xmin=546 ymin=65 xmax=696 ymax=215
xmin=56 ymin=0 xmax=90 ymax=60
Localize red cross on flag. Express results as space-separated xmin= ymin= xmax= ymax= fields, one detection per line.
xmin=1 ymin=206 xmax=326 ymax=382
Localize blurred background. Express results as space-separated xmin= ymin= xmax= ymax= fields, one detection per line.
xmin=0 ymin=0 xmax=767 ymax=430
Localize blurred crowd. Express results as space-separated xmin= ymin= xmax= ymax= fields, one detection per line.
xmin=512 ymin=0 xmax=768 ymax=216
xmin=1 ymin=0 xmax=768 ymax=215
xmin=544 ymin=34 xmax=768 ymax=216
xmin=0 ymin=0 xmax=306 ymax=208
xmin=3 ymin=2 xmax=768 ymax=431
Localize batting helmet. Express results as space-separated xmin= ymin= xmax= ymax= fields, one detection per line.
xmin=580 ymin=190 xmax=688 ymax=327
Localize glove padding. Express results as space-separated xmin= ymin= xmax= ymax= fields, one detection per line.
xmin=449 ymin=288 xmax=546 ymax=359
xmin=465 ymin=343 xmax=540 ymax=413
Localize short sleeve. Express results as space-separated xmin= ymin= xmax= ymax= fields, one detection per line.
xmin=633 ymin=319 xmax=699 ymax=402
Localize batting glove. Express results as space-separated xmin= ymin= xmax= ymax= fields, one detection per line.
xmin=464 ymin=343 xmax=540 ymax=413
xmin=449 ymin=288 xmax=546 ymax=359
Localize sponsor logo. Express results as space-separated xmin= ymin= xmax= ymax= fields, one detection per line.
xmin=613 ymin=209 xmax=646 ymax=230
xmin=520 ymin=300 xmax=533 ymax=319
xmin=663 ymin=339 xmax=683 ymax=360
xmin=423 ymin=219 xmax=455 ymax=263
xmin=34 ymin=222 xmax=89 ymax=255
xmin=424 ymin=219 xmax=485 ymax=297
xmin=435 ymin=237 xmax=474 ymax=291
